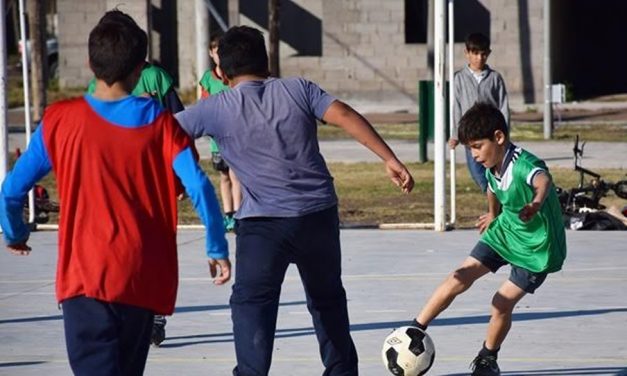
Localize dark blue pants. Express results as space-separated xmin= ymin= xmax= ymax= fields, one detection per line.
xmin=62 ymin=295 xmax=154 ymax=376
xmin=231 ymin=206 xmax=358 ymax=376
xmin=465 ymin=146 xmax=488 ymax=192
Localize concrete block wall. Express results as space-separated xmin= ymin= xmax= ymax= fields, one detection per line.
xmin=280 ymin=0 xmax=545 ymax=110
xmin=57 ymin=0 xmax=148 ymax=88
xmin=57 ymin=0 xmax=545 ymax=109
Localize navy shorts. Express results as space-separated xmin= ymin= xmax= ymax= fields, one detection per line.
xmin=470 ymin=241 xmax=548 ymax=294
xmin=211 ymin=152 xmax=229 ymax=172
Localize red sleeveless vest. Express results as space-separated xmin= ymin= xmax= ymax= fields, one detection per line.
xmin=42 ymin=97 xmax=190 ymax=314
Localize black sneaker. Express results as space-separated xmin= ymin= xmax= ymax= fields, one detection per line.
xmin=470 ymin=354 xmax=500 ymax=376
xmin=151 ymin=315 xmax=167 ymax=346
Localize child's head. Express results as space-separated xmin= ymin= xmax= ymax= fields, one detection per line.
xmin=464 ymin=33 xmax=491 ymax=71
xmin=88 ymin=10 xmax=147 ymax=86
xmin=218 ymin=26 xmax=269 ymax=80
xmin=209 ymin=33 xmax=222 ymax=68
xmin=458 ymin=103 xmax=508 ymax=169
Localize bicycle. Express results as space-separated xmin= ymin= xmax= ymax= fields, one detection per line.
xmin=556 ymin=135 xmax=627 ymax=216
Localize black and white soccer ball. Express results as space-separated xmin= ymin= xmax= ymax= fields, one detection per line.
xmin=382 ymin=326 xmax=435 ymax=376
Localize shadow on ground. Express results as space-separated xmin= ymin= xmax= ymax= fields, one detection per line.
xmin=442 ymin=366 xmax=627 ymax=375
xmin=160 ymin=307 xmax=627 ymax=348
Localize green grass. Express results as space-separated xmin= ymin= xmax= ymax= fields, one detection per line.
xmin=317 ymin=122 xmax=627 ymax=142
xmin=34 ymin=159 xmax=627 ymax=229
xmin=7 ymin=75 xmax=86 ymax=108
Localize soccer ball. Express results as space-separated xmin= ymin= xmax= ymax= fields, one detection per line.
xmin=382 ymin=326 xmax=435 ymax=376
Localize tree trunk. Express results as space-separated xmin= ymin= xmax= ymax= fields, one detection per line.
xmin=268 ymin=0 xmax=280 ymax=77
xmin=427 ymin=0 xmax=434 ymax=79
xmin=28 ymin=0 xmax=47 ymax=121
xmin=10 ymin=0 xmax=21 ymax=52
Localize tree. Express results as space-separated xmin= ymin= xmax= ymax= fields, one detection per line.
xmin=28 ymin=0 xmax=47 ymax=121
xmin=268 ymin=0 xmax=280 ymax=77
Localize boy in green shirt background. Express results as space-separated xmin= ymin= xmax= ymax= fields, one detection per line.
xmin=198 ymin=34 xmax=241 ymax=232
xmin=410 ymin=103 xmax=566 ymax=376
xmin=87 ymin=62 xmax=185 ymax=113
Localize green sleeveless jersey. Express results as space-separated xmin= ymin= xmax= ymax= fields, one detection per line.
xmin=199 ymin=70 xmax=229 ymax=153
xmin=481 ymin=147 xmax=566 ymax=273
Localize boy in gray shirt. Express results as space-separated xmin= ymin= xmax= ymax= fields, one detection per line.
xmin=449 ymin=33 xmax=510 ymax=192
xmin=176 ymin=26 xmax=414 ymax=376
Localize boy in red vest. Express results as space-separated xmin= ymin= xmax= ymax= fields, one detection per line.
xmin=0 ymin=10 xmax=230 ymax=375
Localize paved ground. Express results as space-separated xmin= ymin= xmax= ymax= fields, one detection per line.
xmin=6 ymin=106 xmax=627 ymax=170
xmin=1 ymin=230 xmax=626 ymax=376
xmin=181 ymin=138 xmax=627 ymax=170
xmin=7 ymin=130 xmax=624 ymax=170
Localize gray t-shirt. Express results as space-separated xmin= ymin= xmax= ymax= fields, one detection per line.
xmin=176 ymin=77 xmax=338 ymax=219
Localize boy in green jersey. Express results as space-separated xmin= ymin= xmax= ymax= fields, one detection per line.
xmin=198 ymin=34 xmax=241 ymax=232
xmin=410 ymin=103 xmax=566 ymax=376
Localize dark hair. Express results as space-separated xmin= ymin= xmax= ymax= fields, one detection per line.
xmin=209 ymin=34 xmax=222 ymax=70
xmin=218 ymin=26 xmax=269 ymax=79
xmin=209 ymin=33 xmax=222 ymax=50
xmin=458 ymin=103 xmax=508 ymax=144
xmin=465 ymin=33 xmax=490 ymax=53
xmin=88 ymin=10 xmax=147 ymax=85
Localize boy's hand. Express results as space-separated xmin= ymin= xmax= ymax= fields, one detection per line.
xmin=7 ymin=243 xmax=32 ymax=256
xmin=519 ymin=202 xmax=541 ymax=222
xmin=208 ymin=258 xmax=232 ymax=285
xmin=385 ymin=159 xmax=414 ymax=194
xmin=448 ymin=138 xmax=459 ymax=149
xmin=476 ymin=212 xmax=495 ymax=234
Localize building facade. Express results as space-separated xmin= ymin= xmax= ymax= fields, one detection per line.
xmin=58 ymin=0 xmax=619 ymax=110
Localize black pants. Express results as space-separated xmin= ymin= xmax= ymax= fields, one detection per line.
xmin=231 ymin=206 xmax=358 ymax=376
xmin=62 ymin=295 xmax=154 ymax=376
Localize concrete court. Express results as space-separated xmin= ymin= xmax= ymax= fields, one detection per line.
xmin=7 ymin=130 xmax=626 ymax=170
xmin=1 ymin=230 xmax=626 ymax=376
xmin=192 ymin=138 xmax=626 ymax=169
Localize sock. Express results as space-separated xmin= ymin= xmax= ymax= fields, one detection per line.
xmin=225 ymin=211 xmax=235 ymax=219
xmin=409 ymin=319 xmax=428 ymax=331
xmin=479 ymin=342 xmax=500 ymax=358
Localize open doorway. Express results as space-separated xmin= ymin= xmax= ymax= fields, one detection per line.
xmin=553 ymin=0 xmax=627 ymax=100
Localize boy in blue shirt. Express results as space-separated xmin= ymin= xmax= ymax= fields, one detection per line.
xmin=176 ymin=26 xmax=414 ymax=376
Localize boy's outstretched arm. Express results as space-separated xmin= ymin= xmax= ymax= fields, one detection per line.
xmin=519 ymin=171 xmax=551 ymax=222
xmin=322 ymin=101 xmax=414 ymax=193
xmin=172 ymin=147 xmax=231 ymax=285
xmin=0 ymin=126 xmax=52 ymax=255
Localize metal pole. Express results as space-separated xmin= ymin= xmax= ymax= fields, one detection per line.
xmin=433 ymin=0 xmax=446 ymax=231
xmin=543 ymin=0 xmax=552 ymax=139
xmin=447 ymin=0 xmax=456 ymax=227
xmin=196 ymin=0 xmax=209 ymax=82
xmin=204 ymin=0 xmax=228 ymax=32
xmin=0 ymin=0 xmax=8 ymax=182
xmin=18 ymin=0 xmax=35 ymax=223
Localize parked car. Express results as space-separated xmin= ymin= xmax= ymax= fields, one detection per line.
xmin=18 ymin=37 xmax=59 ymax=79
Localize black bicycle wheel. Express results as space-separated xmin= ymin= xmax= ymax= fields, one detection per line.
xmin=614 ymin=180 xmax=627 ymax=199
